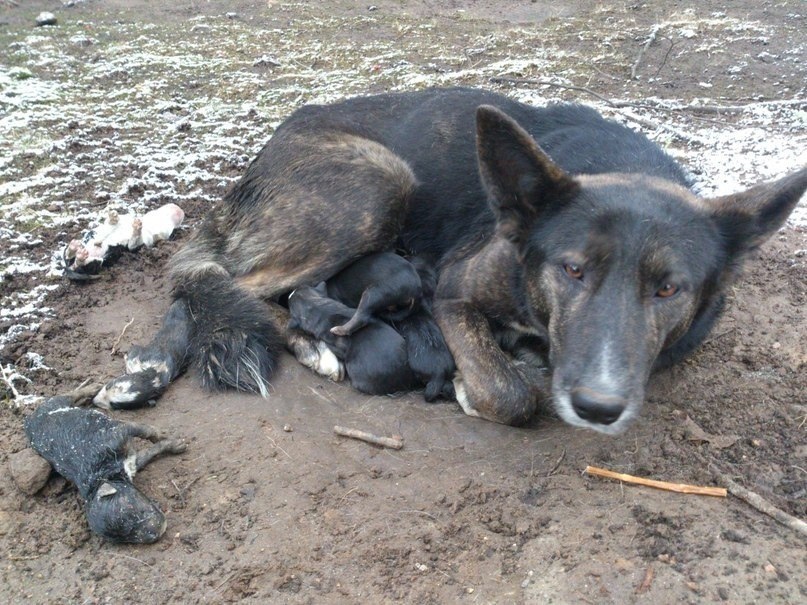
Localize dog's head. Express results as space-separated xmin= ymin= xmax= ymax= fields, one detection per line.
xmin=476 ymin=105 xmax=807 ymax=434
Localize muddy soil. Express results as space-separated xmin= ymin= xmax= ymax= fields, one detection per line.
xmin=1 ymin=1 xmax=805 ymax=603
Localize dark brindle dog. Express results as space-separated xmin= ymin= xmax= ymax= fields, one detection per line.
xmin=101 ymin=87 xmax=807 ymax=434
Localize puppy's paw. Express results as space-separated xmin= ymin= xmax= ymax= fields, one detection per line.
xmin=329 ymin=324 xmax=350 ymax=336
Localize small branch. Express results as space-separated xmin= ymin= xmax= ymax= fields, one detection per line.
xmin=111 ymin=317 xmax=135 ymax=355
xmin=488 ymin=76 xmax=701 ymax=144
xmin=68 ymin=382 xmax=103 ymax=406
xmin=636 ymin=564 xmax=655 ymax=594
xmin=489 ymin=76 xmax=619 ymax=107
xmin=489 ymin=74 xmax=805 ymax=123
xmin=676 ymin=98 xmax=807 ymax=114
xmin=617 ymin=108 xmax=703 ymax=145
xmin=547 ymin=447 xmax=566 ymax=477
xmin=631 ymin=25 xmax=661 ymax=80
xmin=334 ymin=425 xmax=404 ymax=450
xmin=584 ymin=465 xmax=727 ymax=497
xmin=707 ymin=464 xmax=807 ymax=538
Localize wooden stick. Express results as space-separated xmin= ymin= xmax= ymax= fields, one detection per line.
xmin=636 ymin=564 xmax=655 ymax=594
xmin=585 ymin=465 xmax=727 ymax=497
xmin=631 ymin=25 xmax=661 ymax=80
xmin=488 ymin=76 xmax=702 ymax=144
xmin=489 ymin=74 xmax=805 ymax=118
xmin=707 ymin=464 xmax=807 ymax=538
xmin=111 ymin=317 xmax=135 ymax=354
xmin=333 ymin=426 xmax=404 ymax=450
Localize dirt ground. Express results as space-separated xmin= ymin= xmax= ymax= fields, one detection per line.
xmin=1 ymin=1 xmax=806 ymax=603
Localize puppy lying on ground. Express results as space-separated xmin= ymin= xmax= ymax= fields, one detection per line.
xmin=288 ymin=283 xmax=418 ymax=395
xmin=24 ymin=391 xmax=186 ymax=543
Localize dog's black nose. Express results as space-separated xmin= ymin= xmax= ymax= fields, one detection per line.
xmin=571 ymin=388 xmax=626 ymax=425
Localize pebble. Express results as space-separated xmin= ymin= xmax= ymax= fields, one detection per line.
xmin=9 ymin=448 xmax=52 ymax=495
xmin=36 ymin=12 xmax=58 ymax=27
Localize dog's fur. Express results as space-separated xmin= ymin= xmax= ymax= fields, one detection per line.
xmin=324 ymin=251 xmax=422 ymax=336
xmin=288 ymin=284 xmax=418 ymax=395
xmin=112 ymin=87 xmax=807 ymax=434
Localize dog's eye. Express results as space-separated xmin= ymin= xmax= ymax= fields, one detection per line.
xmin=656 ymin=283 xmax=679 ymax=298
xmin=563 ymin=263 xmax=584 ymax=280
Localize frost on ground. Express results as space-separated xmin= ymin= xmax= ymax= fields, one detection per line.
xmin=0 ymin=11 xmax=805 ymax=404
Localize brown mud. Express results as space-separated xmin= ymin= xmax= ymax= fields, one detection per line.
xmin=1 ymin=1 xmax=805 ymax=603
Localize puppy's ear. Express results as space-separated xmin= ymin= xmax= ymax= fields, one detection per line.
xmin=313 ymin=281 xmax=328 ymax=295
xmin=707 ymin=167 xmax=807 ymax=258
xmin=476 ymin=105 xmax=579 ymax=246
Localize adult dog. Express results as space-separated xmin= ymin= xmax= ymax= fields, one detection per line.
xmin=98 ymin=87 xmax=807 ymax=434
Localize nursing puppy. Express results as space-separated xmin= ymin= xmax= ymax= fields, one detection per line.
xmin=392 ymin=256 xmax=456 ymax=402
xmin=287 ymin=283 xmax=418 ymax=395
xmin=324 ymin=251 xmax=423 ymax=336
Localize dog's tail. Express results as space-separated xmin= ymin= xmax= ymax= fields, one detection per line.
xmin=169 ymin=244 xmax=282 ymax=397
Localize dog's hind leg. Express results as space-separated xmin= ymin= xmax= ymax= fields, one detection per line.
xmin=330 ymin=287 xmax=386 ymax=336
xmin=435 ymin=299 xmax=548 ymax=425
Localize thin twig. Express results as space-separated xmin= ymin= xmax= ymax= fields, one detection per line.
xmin=490 ymin=76 xmax=619 ymax=107
xmin=631 ymin=25 xmax=661 ymax=80
xmin=585 ymin=465 xmax=727 ymax=497
xmin=707 ymin=463 xmax=807 ymax=538
xmin=111 ymin=317 xmax=135 ymax=354
xmin=616 ymin=108 xmax=703 ymax=144
xmin=110 ymin=553 xmax=154 ymax=568
xmin=547 ymin=447 xmax=566 ymax=477
xmin=488 ymin=76 xmax=702 ymax=144
xmin=333 ymin=425 xmax=404 ymax=450
xmin=8 ymin=554 xmax=40 ymax=561
xmin=653 ymin=37 xmax=677 ymax=77
xmin=636 ymin=564 xmax=655 ymax=593
xmin=490 ymin=75 xmax=806 ymax=115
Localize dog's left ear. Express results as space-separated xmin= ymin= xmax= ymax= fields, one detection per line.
xmin=707 ymin=167 xmax=807 ymax=258
xmin=476 ymin=105 xmax=579 ymax=246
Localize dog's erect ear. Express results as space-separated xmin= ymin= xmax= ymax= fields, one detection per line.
xmin=313 ymin=281 xmax=328 ymax=294
xmin=476 ymin=105 xmax=579 ymax=245
xmin=707 ymin=167 xmax=807 ymax=258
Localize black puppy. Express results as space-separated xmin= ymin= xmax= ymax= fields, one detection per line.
xmin=288 ymin=283 xmax=418 ymax=395
xmin=393 ymin=257 xmax=456 ymax=402
xmin=25 ymin=392 xmax=186 ymax=543
xmin=325 ymin=252 xmax=422 ymax=336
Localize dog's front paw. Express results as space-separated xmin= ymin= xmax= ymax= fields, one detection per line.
xmin=452 ymin=373 xmax=480 ymax=418
xmin=93 ymin=370 xmax=163 ymax=410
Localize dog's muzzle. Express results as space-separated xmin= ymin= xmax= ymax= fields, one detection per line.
xmin=569 ymin=386 xmax=627 ymax=426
